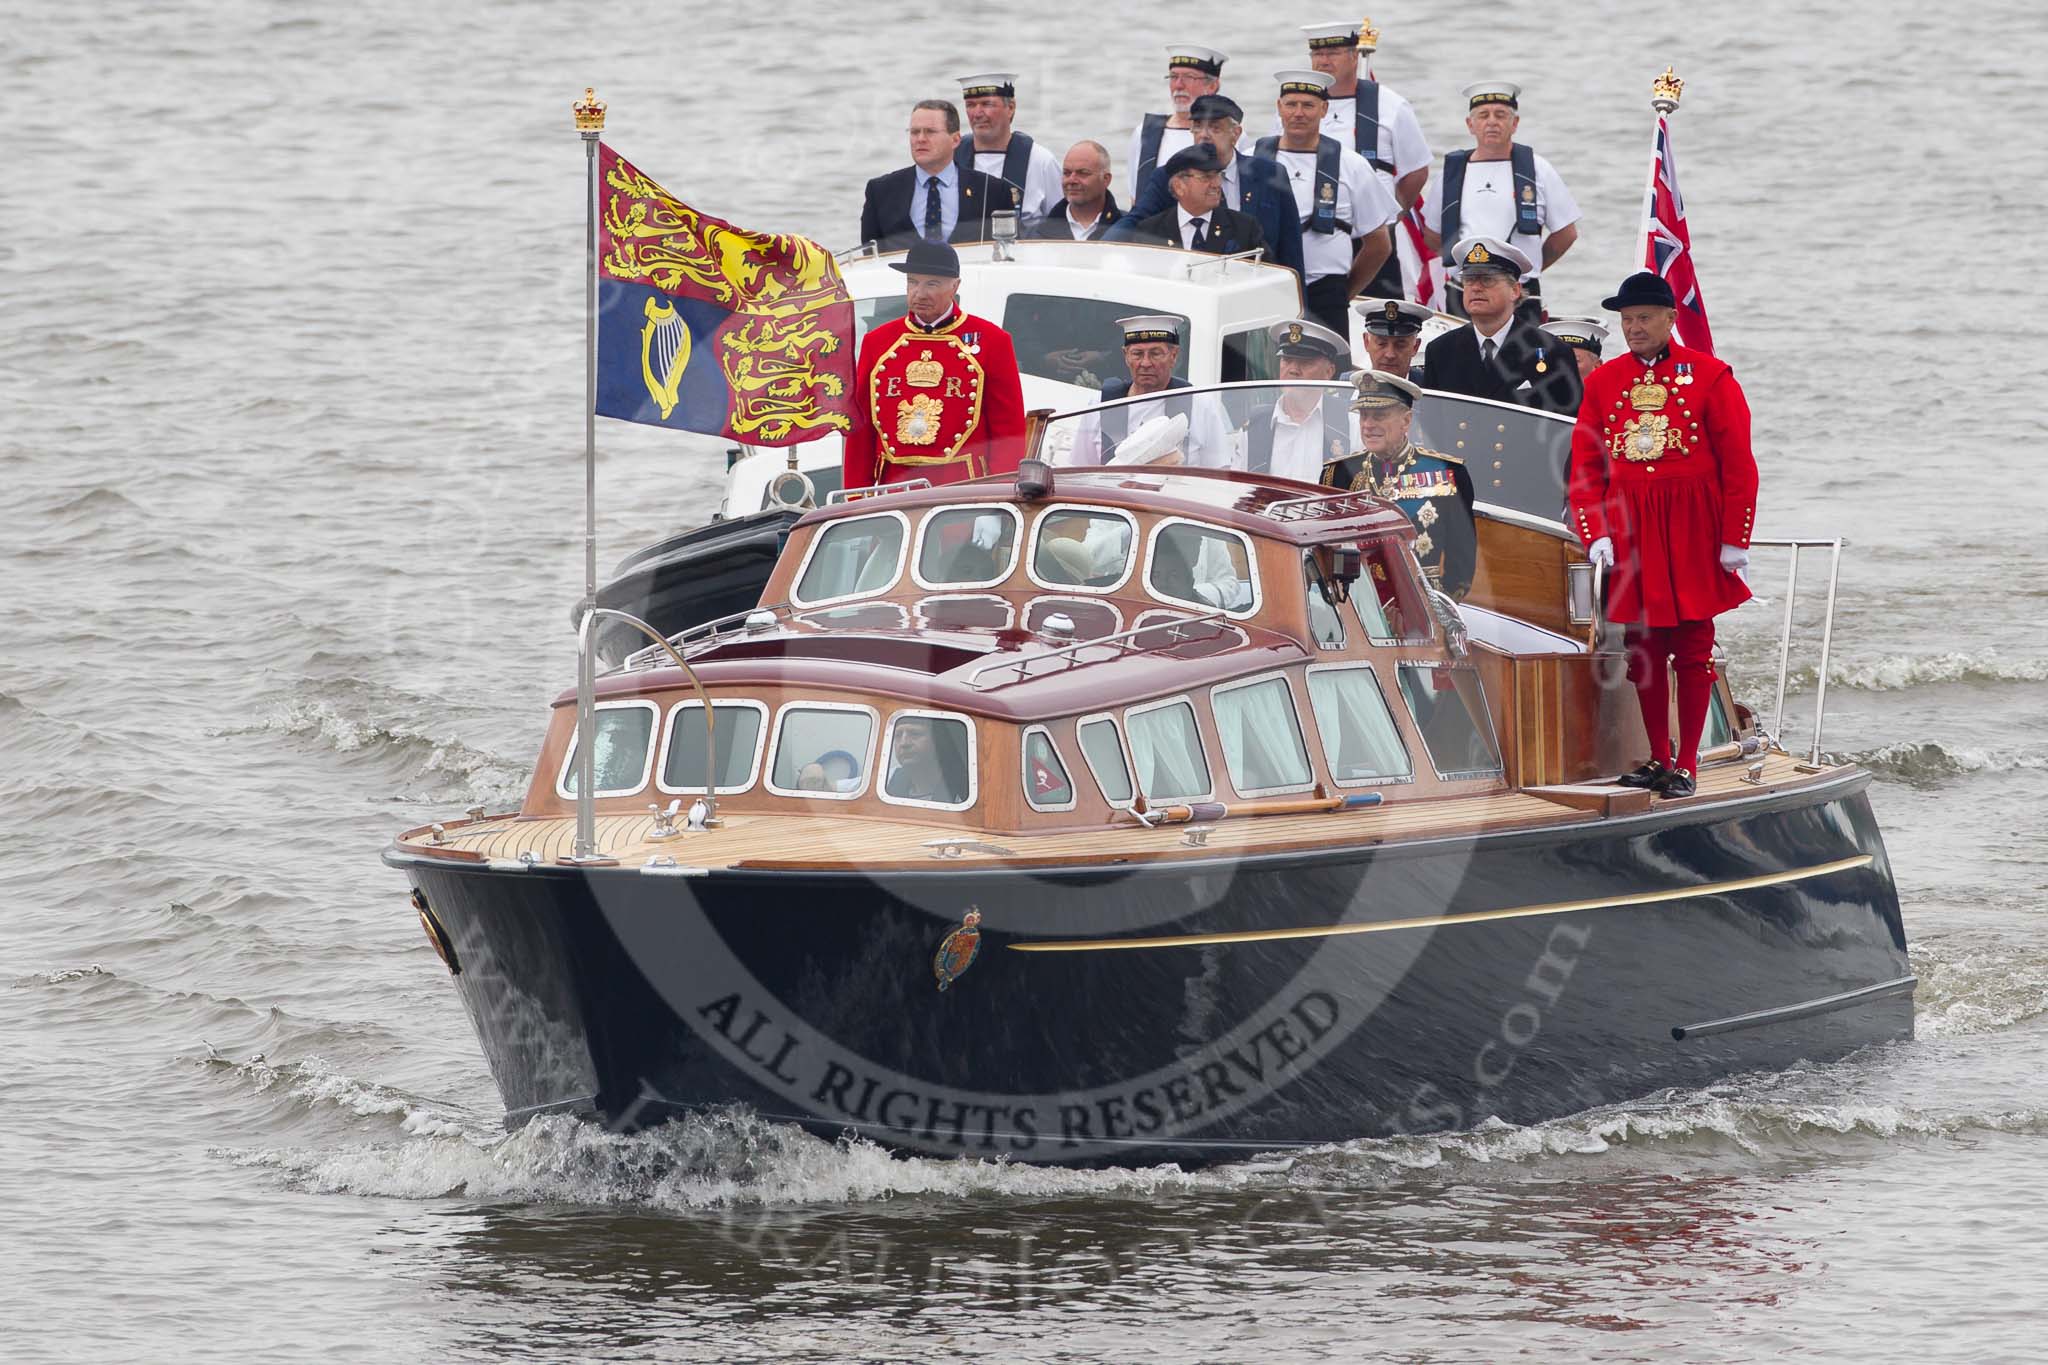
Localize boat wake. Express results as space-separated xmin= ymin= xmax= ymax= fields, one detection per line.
xmin=1790 ymin=648 xmax=2048 ymax=694
xmin=1837 ymin=740 xmax=2048 ymax=787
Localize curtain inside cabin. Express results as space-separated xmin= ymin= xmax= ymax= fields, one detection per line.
xmin=1126 ymin=701 xmax=1210 ymax=801
xmin=1307 ymin=668 xmax=1413 ymax=783
xmin=1214 ymin=677 xmax=1313 ymax=794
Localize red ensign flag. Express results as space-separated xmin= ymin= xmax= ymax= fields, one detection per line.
xmin=1642 ymin=114 xmax=1713 ymax=353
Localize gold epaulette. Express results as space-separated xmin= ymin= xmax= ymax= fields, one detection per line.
xmin=1416 ymin=444 xmax=1464 ymax=467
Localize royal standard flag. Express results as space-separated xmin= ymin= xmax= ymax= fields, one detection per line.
xmin=596 ymin=144 xmax=853 ymax=443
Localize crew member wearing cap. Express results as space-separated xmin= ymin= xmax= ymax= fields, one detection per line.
xmin=1327 ymin=371 xmax=1477 ymax=597
xmin=859 ymin=99 xmax=1009 ymax=252
xmin=1568 ymin=272 xmax=1759 ymax=799
xmin=842 ymin=239 xmax=1027 ymax=490
xmin=1062 ymin=316 xmax=1236 ymax=469
xmin=1421 ymin=82 xmax=1580 ymax=310
xmin=953 ymin=73 xmax=1063 ymax=230
xmin=1255 ymin=70 xmax=1400 ymax=337
xmin=1123 ymin=93 xmax=1304 ymax=280
xmin=1423 ymin=237 xmax=1582 ymax=415
xmin=1542 ymin=316 xmax=1608 ymax=383
xmin=1298 ymin=19 xmax=1431 ymax=299
xmin=1246 ymin=320 xmax=1353 ymax=482
xmin=1031 ymin=140 xmax=1123 ymax=241
xmin=1123 ymin=145 xmax=1266 ymax=257
xmin=1127 ymin=46 xmax=1249 ymax=189
xmin=1356 ymin=297 xmax=1432 ymax=382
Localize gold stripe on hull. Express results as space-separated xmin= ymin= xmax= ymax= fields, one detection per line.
xmin=1007 ymin=854 xmax=1876 ymax=953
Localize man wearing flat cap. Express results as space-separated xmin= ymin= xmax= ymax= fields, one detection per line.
xmin=1423 ymin=236 xmax=1582 ymax=415
xmin=1122 ymin=144 xmax=1267 ymax=257
xmin=1124 ymin=93 xmax=1304 ymax=279
xmin=1062 ymin=315 xmax=1236 ymax=469
xmin=1568 ymin=271 xmax=1759 ymax=799
xmin=1421 ymin=81 xmax=1580 ymax=312
xmin=1246 ymin=319 xmax=1354 ymax=482
xmin=1255 ymin=69 xmax=1399 ymax=337
xmin=1327 ymin=371 xmax=1477 ymax=597
xmin=860 ymin=99 xmax=1009 ymax=252
xmin=1297 ymin=19 xmax=1432 ymax=299
xmin=953 ymin=73 xmax=1063 ymax=230
xmin=842 ymin=239 xmax=1027 ymax=490
xmin=1128 ymin=45 xmax=1250 ymax=188
xmin=1542 ymin=316 xmax=1608 ymax=384
xmin=1356 ymin=296 xmax=1433 ymax=383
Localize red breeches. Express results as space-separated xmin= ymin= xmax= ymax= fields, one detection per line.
xmin=1625 ymin=620 xmax=1717 ymax=774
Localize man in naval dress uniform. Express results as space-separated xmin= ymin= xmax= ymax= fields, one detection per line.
xmin=1568 ymin=272 xmax=1759 ymax=799
xmin=1356 ymin=296 xmax=1433 ymax=384
xmin=1245 ymin=319 xmax=1354 ymax=482
xmin=1061 ymin=315 xmax=1237 ymax=469
xmin=842 ymin=240 xmax=1027 ymax=490
xmin=1421 ymin=81 xmax=1580 ymax=317
xmin=1326 ymin=370 xmax=1477 ymax=598
xmin=953 ymin=73 xmax=1064 ymax=231
xmin=1126 ymin=45 xmax=1252 ymax=190
xmin=1121 ymin=94 xmax=1305 ymax=280
xmin=1255 ymin=69 xmax=1399 ymax=339
xmin=1297 ymin=19 xmax=1431 ymax=300
xmin=1423 ymin=236 xmax=1582 ymax=416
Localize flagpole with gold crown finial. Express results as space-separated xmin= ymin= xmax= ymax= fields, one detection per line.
xmin=1639 ymin=66 xmax=1683 ymax=262
xmin=571 ymin=87 xmax=606 ymax=861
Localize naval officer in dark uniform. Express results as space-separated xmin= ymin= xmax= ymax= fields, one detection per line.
xmin=1326 ymin=371 xmax=1477 ymax=597
xmin=1356 ymin=296 xmax=1432 ymax=383
xmin=1423 ymin=237 xmax=1582 ymax=416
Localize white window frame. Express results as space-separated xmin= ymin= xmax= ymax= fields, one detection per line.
xmin=655 ymin=698 xmax=770 ymax=796
xmin=1394 ymin=661 xmax=1506 ymax=783
xmin=915 ymin=594 xmax=1015 ymax=632
xmin=788 ymin=510 xmax=912 ymax=608
xmin=1023 ymin=503 xmax=1140 ymax=596
xmin=877 ymin=708 xmax=979 ymax=812
xmin=1024 ymin=596 xmax=1123 ymax=638
xmin=1210 ymin=670 xmax=1318 ymax=798
xmin=1303 ymin=662 xmax=1417 ymax=789
xmin=553 ymin=698 xmax=661 ymax=800
xmin=1122 ymin=694 xmax=1216 ymax=803
xmin=1020 ymin=724 xmax=1079 ymax=813
xmin=1141 ymin=516 xmax=1264 ymax=620
xmin=909 ymin=503 xmax=1024 ymax=592
xmin=763 ymin=700 xmax=882 ymax=800
xmin=1075 ymin=710 xmax=1138 ymax=810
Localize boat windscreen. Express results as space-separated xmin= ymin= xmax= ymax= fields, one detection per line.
xmin=1410 ymin=392 xmax=1571 ymax=522
xmin=794 ymin=514 xmax=907 ymax=604
xmin=1396 ymin=664 xmax=1503 ymax=781
xmin=1002 ymin=295 xmax=1189 ymax=389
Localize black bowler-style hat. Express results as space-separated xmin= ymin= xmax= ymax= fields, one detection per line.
xmin=1602 ymin=271 xmax=1676 ymax=310
xmin=891 ymin=238 xmax=961 ymax=278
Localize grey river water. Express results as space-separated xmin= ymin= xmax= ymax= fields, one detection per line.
xmin=5 ymin=1 xmax=2048 ymax=1360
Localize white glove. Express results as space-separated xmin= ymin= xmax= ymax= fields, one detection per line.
xmin=1719 ymin=544 xmax=1750 ymax=576
xmin=971 ymin=514 xmax=1001 ymax=550
xmin=1587 ymin=537 xmax=1614 ymax=569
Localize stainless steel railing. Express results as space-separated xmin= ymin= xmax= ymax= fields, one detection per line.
xmin=1747 ymin=537 xmax=1845 ymax=765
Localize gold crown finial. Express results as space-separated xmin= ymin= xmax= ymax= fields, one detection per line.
xmin=1357 ymin=15 xmax=1379 ymax=51
xmin=573 ymin=87 xmax=607 ymax=133
xmin=1651 ymin=66 xmax=1684 ymax=112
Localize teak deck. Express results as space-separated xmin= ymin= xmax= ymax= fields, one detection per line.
xmin=395 ymin=750 xmax=1831 ymax=874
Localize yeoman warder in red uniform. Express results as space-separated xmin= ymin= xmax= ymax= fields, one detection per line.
xmin=1568 ymin=271 xmax=1759 ymax=799
xmin=842 ymin=239 xmax=1027 ymax=490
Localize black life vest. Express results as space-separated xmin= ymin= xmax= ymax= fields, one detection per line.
xmin=1438 ymin=143 xmax=1542 ymax=264
xmin=953 ymin=131 xmax=1033 ymax=211
xmin=1343 ymin=82 xmax=1392 ymax=174
xmin=1253 ymin=135 xmax=1348 ymax=234
xmin=1099 ymin=376 xmax=1192 ymax=456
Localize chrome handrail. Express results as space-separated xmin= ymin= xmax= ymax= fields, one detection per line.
xmin=620 ymin=600 xmax=794 ymax=673
xmin=1747 ymin=537 xmax=1845 ymax=765
xmin=574 ymin=606 xmax=721 ymax=859
xmin=827 ymin=478 xmax=931 ymax=505
xmin=966 ymin=609 xmax=1230 ymax=691
xmin=1183 ymin=247 xmax=1266 ymax=276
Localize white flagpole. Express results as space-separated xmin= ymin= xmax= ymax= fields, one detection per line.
xmin=572 ymin=88 xmax=606 ymax=861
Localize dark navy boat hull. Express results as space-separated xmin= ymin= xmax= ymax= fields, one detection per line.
xmin=389 ymin=771 xmax=1911 ymax=1166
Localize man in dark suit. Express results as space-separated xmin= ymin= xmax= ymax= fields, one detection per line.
xmin=859 ymin=99 xmax=1008 ymax=252
xmin=1030 ymin=140 xmax=1123 ymax=240
xmin=1421 ymin=236 xmax=1581 ymax=416
xmin=1121 ymin=95 xmax=1303 ymax=279
xmin=1117 ymin=144 xmax=1265 ymax=257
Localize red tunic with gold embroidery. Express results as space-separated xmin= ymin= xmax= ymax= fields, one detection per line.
xmin=842 ymin=310 xmax=1027 ymax=490
xmin=1567 ymin=343 xmax=1759 ymax=627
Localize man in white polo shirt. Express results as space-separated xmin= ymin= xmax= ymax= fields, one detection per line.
xmin=1297 ymin=19 xmax=1430 ymax=299
xmin=1421 ymin=80 xmax=1580 ymax=316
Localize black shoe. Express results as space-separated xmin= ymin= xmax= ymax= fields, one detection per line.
xmin=1615 ymin=760 xmax=1668 ymax=789
xmin=1655 ymin=767 xmax=1697 ymax=798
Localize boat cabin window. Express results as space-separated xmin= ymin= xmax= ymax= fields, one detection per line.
xmin=1146 ymin=519 xmax=1259 ymax=616
xmin=765 ymin=703 xmax=879 ymax=799
xmin=880 ymin=711 xmax=977 ymax=810
xmin=1076 ymin=713 xmax=1135 ymax=807
xmin=1352 ymin=538 xmax=1435 ymax=644
xmin=1029 ymin=506 xmax=1136 ymax=592
xmin=1302 ymin=555 xmax=1347 ymax=649
xmin=555 ymin=699 xmax=659 ymax=798
xmin=1212 ymin=674 xmax=1315 ymax=796
xmin=1125 ymin=697 xmax=1212 ymax=802
xmin=658 ymin=700 xmax=768 ymax=795
xmin=1396 ymin=664 xmax=1503 ymax=781
xmin=1021 ymin=726 xmax=1077 ymax=811
xmin=1003 ymin=295 xmax=1189 ymax=388
xmin=914 ymin=505 xmax=1021 ymax=590
xmin=1306 ymin=664 xmax=1414 ymax=785
xmin=792 ymin=511 xmax=909 ymax=606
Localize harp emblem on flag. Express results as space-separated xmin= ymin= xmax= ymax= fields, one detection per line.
xmin=640 ymin=297 xmax=691 ymax=419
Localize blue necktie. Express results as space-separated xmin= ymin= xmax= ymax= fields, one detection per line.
xmin=923 ymin=177 xmax=943 ymax=241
